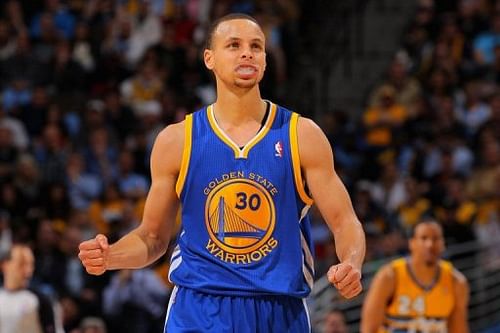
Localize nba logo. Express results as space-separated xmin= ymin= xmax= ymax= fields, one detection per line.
xmin=274 ymin=141 xmax=283 ymax=158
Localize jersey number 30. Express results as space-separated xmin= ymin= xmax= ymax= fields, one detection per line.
xmin=235 ymin=192 xmax=261 ymax=211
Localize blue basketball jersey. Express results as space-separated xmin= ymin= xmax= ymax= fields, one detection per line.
xmin=169 ymin=101 xmax=315 ymax=298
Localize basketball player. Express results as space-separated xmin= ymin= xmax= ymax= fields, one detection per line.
xmin=361 ymin=219 xmax=469 ymax=333
xmin=78 ymin=13 xmax=366 ymax=332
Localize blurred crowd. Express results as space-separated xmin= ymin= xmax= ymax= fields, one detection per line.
xmin=0 ymin=0 xmax=300 ymax=332
xmin=313 ymin=0 xmax=500 ymax=282
xmin=0 ymin=0 xmax=499 ymax=332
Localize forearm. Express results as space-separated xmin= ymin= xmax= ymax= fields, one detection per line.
xmin=333 ymin=218 xmax=366 ymax=270
xmin=107 ymin=227 xmax=167 ymax=270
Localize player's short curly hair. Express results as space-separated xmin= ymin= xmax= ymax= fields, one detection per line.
xmin=205 ymin=13 xmax=260 ymax=50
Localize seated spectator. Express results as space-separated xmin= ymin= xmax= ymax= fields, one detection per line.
xmin=66 ymin=152 xmax=102 ymax=210
xmin=32 ymin=219 xmax=66 ymax=298
xmin=397 ymin=177 xmax=432 ymax=231
xmin=88 ymin=183 xmax=125 ymax=236
xmin=368 ymin=54 xmax=422 ymax=114
xmin=30 ymin=0 xmax=76 ymax=39
xmin=454 ymin=81 xmax=491 ymax=138
xmin=120 ymin=59 xmax=164 ymax=115
xmin=321 ymin=308 xmax=348 ymax=333
xmin=116 ymin=149 xmax=149 ymax=199
xmin=473 ymin=13 xmax=500 ymax=66
xmin=0 ymin=125 xmax=19 ymax=181
xmin=81 ymin=127 xmax=118 ymax=182
xmin=0 ymin=104 xmax=29 ymax=150
xmin=474 ymin=187 xmax=500 ymax=272
xmin=466 ymin=138 xmax=499 ymax=201
xmin=103 ymin=268 xmax=170 ymax=333
xmin=369 ymin=161 xmax=407 ymax=214
xmin=79 ymin=316 xmax=107 ymax=333
xmin=124 ymin=0 xmax=163 ymax=66
xmin=33 ymin=124 xmax=69 ymax=184
xmin=363 ymin=85 xmax=408 ymax=148
xmin=2 ymin=78 xmax=32 ymax=112
xmin=0 ymin=19 xmax=16 ymax=61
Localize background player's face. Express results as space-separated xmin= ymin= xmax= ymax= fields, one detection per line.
xmin=1 ymin=246 xmax=35 ymax=289
xmin=323 ymin=311 xmax=348 ymax=333
xmin=409 ymin=222 xmax=445 ymax=266
xmin=204 ymin=19 xmax=266 ymax=90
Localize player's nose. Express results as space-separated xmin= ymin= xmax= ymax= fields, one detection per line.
xmin=240 ymin=45 xmax=254 ymax=59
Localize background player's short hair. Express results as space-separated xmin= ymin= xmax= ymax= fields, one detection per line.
xmin=0 ymin=247 xmax=10 ymax=263
xmin=205 ymin=13 xmax=260 ymax=50
xmin=0 ymin=243 xmax=32 ymax=263
xmin=408 ymin=217 xmax=442 ymax=238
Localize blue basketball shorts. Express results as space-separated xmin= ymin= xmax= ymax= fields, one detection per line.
xmin=164 ymin=286 xmax=311 ymax=333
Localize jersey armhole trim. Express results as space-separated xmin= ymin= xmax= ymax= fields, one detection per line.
xmin=289 ymin=113 xmax=314 ymax=205
xmin=387 ymin=261 xmax=398 ymax=308
xmin=175 ymin=114 xmax=193 ymax=197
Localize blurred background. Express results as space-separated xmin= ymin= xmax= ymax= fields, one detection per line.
xmin=0 ymin=0 xmax=498 ymax=332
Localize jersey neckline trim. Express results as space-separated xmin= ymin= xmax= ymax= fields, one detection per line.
xmin=405 ymin=257 xmax=442 ymax=291
xmin=207 ymin=101 xmax=277 ymax=159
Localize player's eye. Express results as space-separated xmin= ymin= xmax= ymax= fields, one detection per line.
xmin=252 ymin=43 xmax=263 ymax=50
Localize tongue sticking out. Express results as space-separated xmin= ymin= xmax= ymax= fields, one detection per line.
xmin=236 ymin=66 xmax=256 ymax=78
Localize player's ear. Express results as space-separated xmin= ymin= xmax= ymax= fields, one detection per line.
xmin=204 ymin=49 xmax=214 ymax=70
xmin=408 ymin=238 xmax=415 ymax=253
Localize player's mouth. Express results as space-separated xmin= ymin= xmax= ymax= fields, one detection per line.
xmin=235 ymin=65 xmax=258 ymax=78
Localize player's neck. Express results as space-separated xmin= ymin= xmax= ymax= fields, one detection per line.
xmin=408 ymin=257 xmax=439 ymax=285
xmin=214 ymin=87 xmax=266 ymax=125
xmin=3 ymin=280 xmax=23 ymax=291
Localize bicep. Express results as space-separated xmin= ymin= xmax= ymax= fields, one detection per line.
xmin=139 ymin=124 xmax=183 ymax=242
xmin=448 ymin=270 xmax=470 ymax=333
xmin=140 ymin=176 xmax=179 ymax=240
xmin=298 ymin=118 xmax=357 ymax=231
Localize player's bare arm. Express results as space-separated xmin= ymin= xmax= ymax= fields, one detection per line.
xmin=297 ymin=117 xmax=366 ymax=298
xmin=361 ymin=264 xmax=395 ymax=333
xmin=79 ymin=122 xmax=185 ymax=275
xmin=448 ymin=269 xmax=470 ymax=333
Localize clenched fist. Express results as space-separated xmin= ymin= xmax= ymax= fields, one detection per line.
xmin=327 ymin=262 xmax=362 ymax=299
xmin=78 ymin=234 xmax=109 ymax=275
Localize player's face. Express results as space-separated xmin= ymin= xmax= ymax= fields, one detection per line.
xmin=410 ymin=223 xmax=445 ymax=266
xmin=204 ymin=19 xmax=266 ymax=90
xmin=2 ymin=247 xmax=35 ymax=289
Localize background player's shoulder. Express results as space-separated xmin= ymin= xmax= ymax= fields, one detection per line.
xmin=452 ymin=267 xmax=468 ymax=286
xmin=380 ymin=260 xmax=398 ymax=278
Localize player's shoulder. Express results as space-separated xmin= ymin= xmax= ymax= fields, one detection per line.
xmin=151 ymin=117 xmax=190 ymax=166
xmin=452 ymin=267 xmax=468 ymax=287
xmin=366 ymin=260 xmax=397 ymax=299
xmin=295 ymin=116 xmax=330 ymax=150
xmin=156 ymin=118 xmax=188 ymax=146
xmin=373 ymin=260 xmax=398 ymax=283
xmin=296 ymin=115 xmax=322 ymax=134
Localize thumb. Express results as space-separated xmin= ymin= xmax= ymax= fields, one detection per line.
xmin=334 ymin=263 xmax=353 ymax=282
xmin=96 ymin=234 xmax=109 ymax=251
xmin=327 ymin=265 xmax=339 ymax=284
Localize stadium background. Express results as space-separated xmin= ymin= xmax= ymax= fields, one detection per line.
xmin=0 ymin=0 xmax=498 ymax=332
